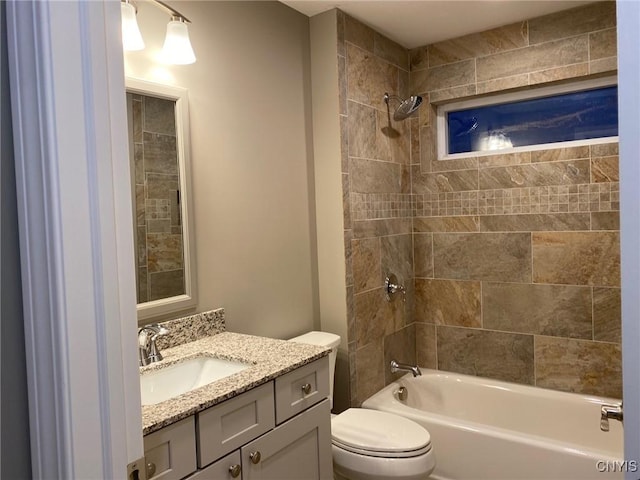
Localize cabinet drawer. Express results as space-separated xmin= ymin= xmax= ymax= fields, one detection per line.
xmin=241 ymin=399 xmax=332 ymax=480
xmin=186 ymin=450 xmax=242 ymax=480
xmin=274 ymin=357 xmax=329 ymax=424
xmin=198 ymin=382 xmax=275 ymax=468
xmin=144 ymin=416 xmax=197 ymax=480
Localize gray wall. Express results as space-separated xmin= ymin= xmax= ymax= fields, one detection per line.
xmin=1 ymin=1 xmax=32 ymax=477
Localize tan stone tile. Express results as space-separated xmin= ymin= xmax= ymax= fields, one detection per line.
xmin=149 ymin=269 xmax=184 ymax=301
xmin=137 ymin=225 xmax=147 ymax=265
xmin=591 ymin=211 xmax=619 ymax=231
xmin=147 ymin=233 xmax=183 ymax=272
xmin=338 ymin=55 xmax=347 ymax=115
xmin=352 ymin=237 xmax=381 ymax=293
xmin=143 ymin=95 xmax=176 ymax=136
xmin=593 ymin=287 xmax=621 ymax=343
xmin=410 ymin=47 xmax=428 ymax=71
xmin=345 ymin=229 xmax=353 ymax=286
xmin=377 ymin=109 xmax=411 ymax=164
xmin=483 ymin=283 xmax=592 ymax=338
xmin=340 ymin=115 xmax=349 ymax=172
xmin=437 ymin=327 xmax=534 ymax=384
xmin=476 ymin=74 xmax=530 ymax=95
xmin=590 ymin=28 xmax=617 ymax=60
xmin=480 ymin=213 xmax=590 ymax=232
xmin=590 ymin=56 xmax=617 ymax=74
xmin=347 ymin=44 xmax=399 ymax=110
xmin=528 ymin=2 xmax=617 ymax=45
xmin=417 ymin=96 xmax=433 ymax=129
xmin=346 ymin=285 xmax=355 ymax=347
xmin=355 ymin=288 xmax=399 ymax=347
xmin=413 ymin=216 xmax=480 ymax=233
xmin=381 ymin=234 xmax=413 ymax=288
xmin=419 ymin=123 xmax=437 ymax=173
xmin=591 ymin=156 xmax=619 ymax=183
xmin=478 ymin=159 xmax=590 ymax=189
xmin=355 ymin=340 xmax=384 ymax=403
xmin=535 ymin=336 xmax=621 ymax=398
xmin=591 ymin=143 xmax=618 ymax=157
xmin=415 ymin=279 xmax=480 ymax=327
xmin=413 ymin=169 xmax=478 ymax=194
xmin=428 ymin=22 xmax=528 ymax=67
xmin=348 ymin=101 xmax=377 ymax=159
xmin=476 ymin=35 xmax=588 ymax=82
xmin=433 ymin=232 xmax=532 ymax=282
xmin=135 ymin=185 xmax=145 ymax=226
xmin=384 ymin=325 xmax=416 ymax=384
xmin=374 ymin=32 xmax=409 ymax=70
xmin=350 ymin=158 xmax=408 ymax=194
xmin=411 ymin=59 xmax=476 ymax=94
xmin=529 ymin=63 xmax=589 ymax=85
xmin=414 ymin=233 xmax=434 ymax=278
xmin=410 ymin=118 xmax=420 ymax=165
xmin=143 ymin=132 xmax=178 ymax=174
xmin=531 ymin=145 xmax=590 ymax=163
xmin=353 ymin=218 xmax=412 ymax=238
xmin=429 ymin=84 xmax=477 ymax=103
xmin=344 ymin=14 xmax=374 ymax=52
xmin=336 ymin=9 xmax=345 ymax=57
xmin=478 ymin=152 xmax=531 ymax=168
xmin=137 ymin=266 xmax=148 ymax=303
xmin=416 ymin=323 xmax=437 ymax=369
xmin=430 ymin=156 xmax=479 ymax=173
xmin=342 ymin=174 xmax=351 ymax=230
xmin=532 ymin=231 xmax=620 ymax=286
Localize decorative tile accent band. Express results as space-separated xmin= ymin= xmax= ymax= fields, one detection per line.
xmin=156 ymin=308 xmax=225 ymax=350
xmin=351 ymin=193 xmax=413 ymax=220
xmin=414 ymin=182 xmax=619 ymax=218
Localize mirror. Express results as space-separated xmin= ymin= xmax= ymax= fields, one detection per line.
xmin=125 ymin=77 xmax=197 ymax=321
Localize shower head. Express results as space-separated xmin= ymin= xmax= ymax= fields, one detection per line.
xmin=384 ymin=93 xmax=423 ymax=121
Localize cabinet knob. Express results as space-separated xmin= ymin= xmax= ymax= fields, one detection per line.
xmin=229 ymin=464 xmax=241 ymax=478
xmin=250 ymin=451 xmax=261 ymax=464
xmin=301 ymin=383 xmax=312 ymax=395
xmin=146 ymin=462 xmax=156 ymax=478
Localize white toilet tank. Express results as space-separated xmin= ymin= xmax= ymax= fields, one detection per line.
xmin=289 ymin=331 xmax=340 ymax=407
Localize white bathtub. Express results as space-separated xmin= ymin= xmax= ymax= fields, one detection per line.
xmin=361 ymin=369 xmax=624 ymax=480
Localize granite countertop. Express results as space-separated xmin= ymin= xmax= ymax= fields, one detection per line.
xmin=141 ymin=331 xmax=330 ymax=435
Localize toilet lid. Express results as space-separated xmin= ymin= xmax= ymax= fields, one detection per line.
xmin=331 ymin=409 xmax=431 ymax=457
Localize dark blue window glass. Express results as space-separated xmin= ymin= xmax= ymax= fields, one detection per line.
xmin=447 ymin=86 xmax=618 ymax=155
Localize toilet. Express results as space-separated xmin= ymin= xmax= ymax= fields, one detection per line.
xmin=289 ymin=331 xmax=436 ymax=480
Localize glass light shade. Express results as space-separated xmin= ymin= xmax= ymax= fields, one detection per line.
xmin=162 ymin=20 xmax=196 ymax=65
xmin=121 ymin=2 xmax=145 ymax=51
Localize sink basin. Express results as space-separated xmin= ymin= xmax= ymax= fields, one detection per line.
xmin=140 ymin=356 xmax=250 ymax=406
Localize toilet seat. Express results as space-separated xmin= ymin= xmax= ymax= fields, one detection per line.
xmin=331 ymin=409 xmax=431 ymax=459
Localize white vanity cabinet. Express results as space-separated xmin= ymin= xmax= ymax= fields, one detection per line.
xmin=144 ymin=356 xmax=332 ymax=480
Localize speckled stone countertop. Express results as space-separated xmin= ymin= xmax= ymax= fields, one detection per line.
xmin=141 ymin=332 xmax=330 ymax=435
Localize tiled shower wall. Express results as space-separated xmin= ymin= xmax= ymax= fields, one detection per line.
xmin=129 ymin=93 xmax=185 ymax=303
xmin=338 ymin=0 xmax=622 ymax=405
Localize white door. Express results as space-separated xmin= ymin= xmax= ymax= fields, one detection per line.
xmin=617 ymin=1 xmax=640 ymax=477
xmin=6 ymin=0 xmax=144 ymax=478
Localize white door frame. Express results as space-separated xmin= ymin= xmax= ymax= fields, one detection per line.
xmin=6 ymin=0 xmax=143 ymax=477
xmin=618 ymin=1 xmax=640 ymax=474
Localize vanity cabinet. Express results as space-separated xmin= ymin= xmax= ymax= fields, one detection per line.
xmin=144 ymin=356 xmax=331 ymax=480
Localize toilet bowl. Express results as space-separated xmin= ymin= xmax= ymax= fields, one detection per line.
xmin=289 ymin=331 xmax=436 ymax=480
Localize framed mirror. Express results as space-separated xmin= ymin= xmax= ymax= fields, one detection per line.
xmin=125 ymin=77 xmax=197 ymax=321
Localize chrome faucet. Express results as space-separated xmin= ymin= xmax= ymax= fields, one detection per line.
xmin=600 ymin=402 xmax=623 ymax=432
xmin=138 ymin=324 xmax=169 ymax=367
xmin=390 ymin=360 xmax=421 ymax=377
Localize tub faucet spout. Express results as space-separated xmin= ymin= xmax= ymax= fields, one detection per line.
xmin=600 ymin=403 xmax=623 ymax=432
xmin=390 ymin=360 xmax=421 ymax=377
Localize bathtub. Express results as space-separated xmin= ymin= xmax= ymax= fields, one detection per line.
xmin=361 ymin=369 xmax=624 ymax=480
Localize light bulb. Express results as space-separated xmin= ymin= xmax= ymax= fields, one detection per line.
xmin=121 ymin=2 xmax=145 ymax=51
xmin=162 ymin=18 xmax=196 ymax=65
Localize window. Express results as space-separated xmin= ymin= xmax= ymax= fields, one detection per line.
xmin=437 ymin=77 xmax=618 ymax=159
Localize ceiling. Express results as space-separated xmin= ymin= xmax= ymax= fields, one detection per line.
xmin=280 ymin=0 xmax=597 ymax=49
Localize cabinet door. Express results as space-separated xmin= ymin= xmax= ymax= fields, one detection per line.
xmin=241 ymin=399 xmax=332 ymax=480
xmin=144 ymin=416 xmax=197 ymax=480
xmin=198 ymin=382 xmax=275 ymax=467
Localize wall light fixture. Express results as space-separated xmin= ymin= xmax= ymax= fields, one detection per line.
xmin=120 ymin=0 xmax=196 ymax=65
